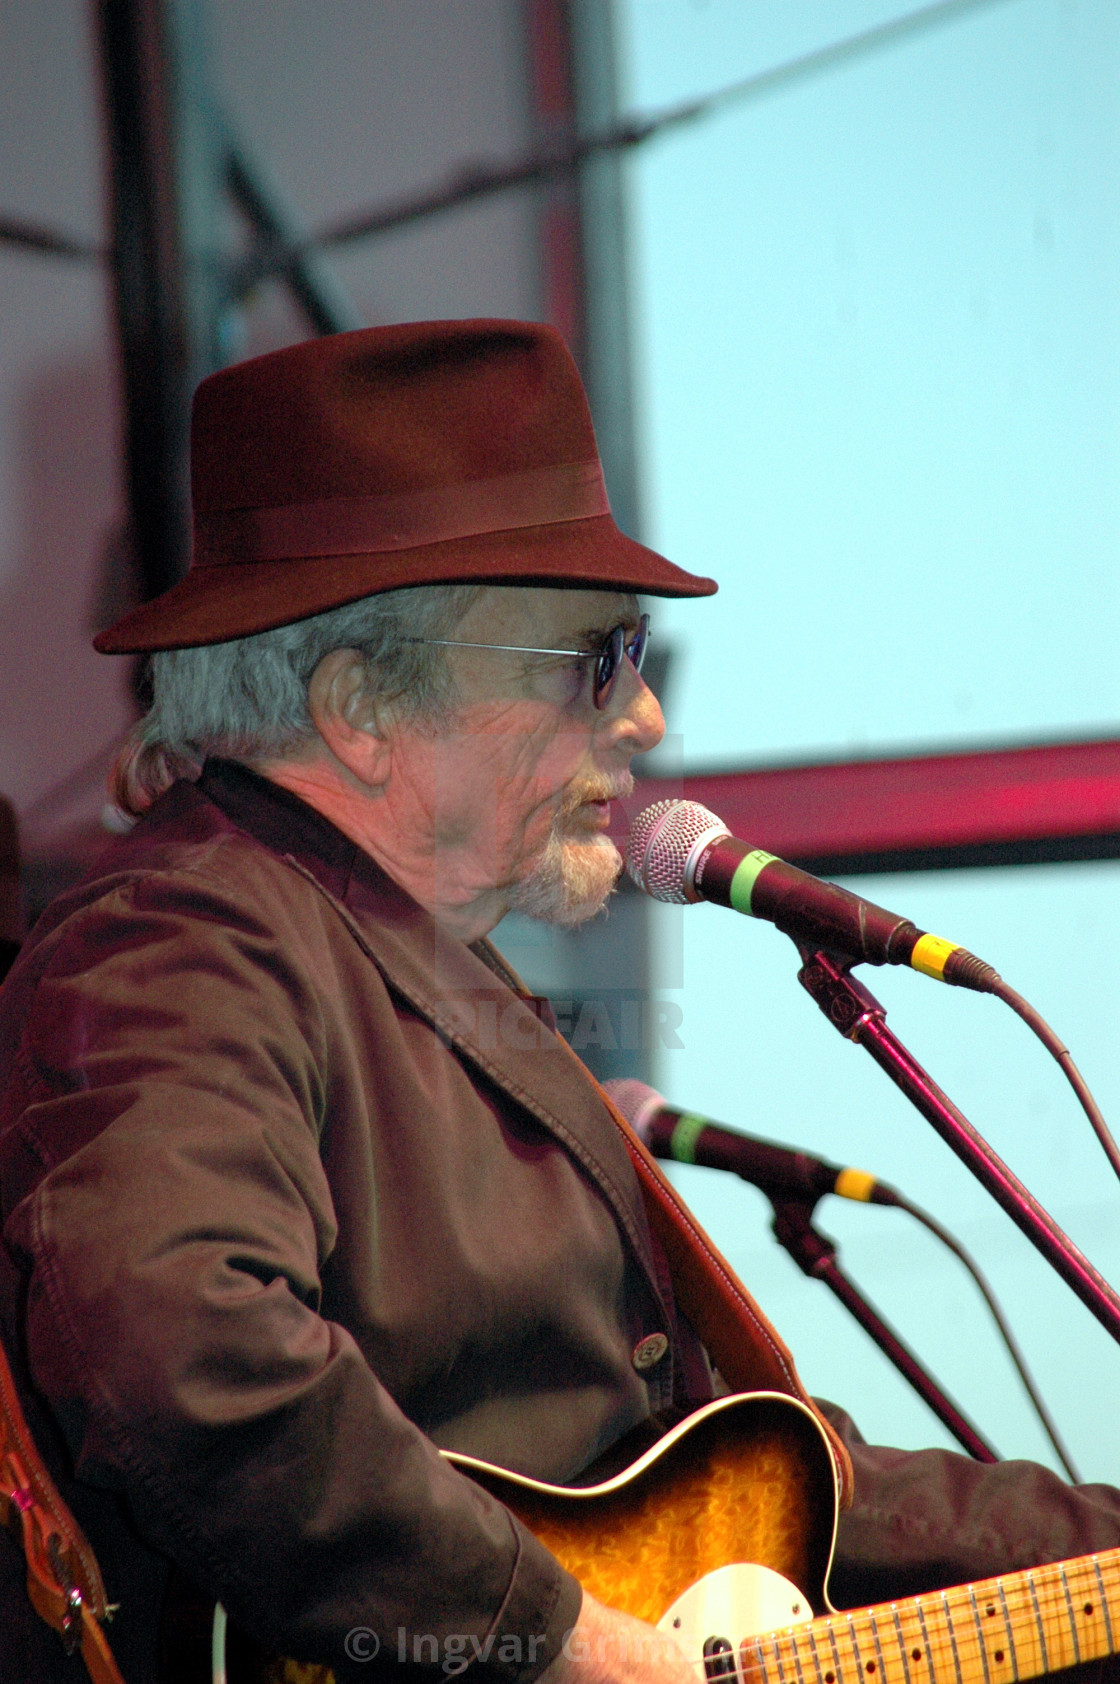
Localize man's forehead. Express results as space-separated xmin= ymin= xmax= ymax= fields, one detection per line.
xmin=464 ymin=584 xmax=640 ymax=640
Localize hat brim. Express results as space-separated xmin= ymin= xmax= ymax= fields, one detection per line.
xmin=94 ymin=515 xmax=717 ymax=653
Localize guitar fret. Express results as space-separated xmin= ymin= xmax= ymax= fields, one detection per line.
xmin=966 ymin=1589 xmax=992 ymax=1684
xmin=1058 ymin=1564 xmax=1081 ymax=1666
xmin=1002 ymin=1575 xmax=1044 ymax=1679
xmin=812 ymin=1611 xmax=859 ymax=1684
xmin=806 ymin=1614 xmax=827 ymax=1684
xmin=891 ymin=1592 xmax=935 ymax=1681
xmin=1003 ymin=1572 xmax=1046 ymax=1677
xmin=846 ymin=1613 xmax=867 ymax=1683
xmin=952 ymin=1582 xmax=996 ymax=1682
xmin=915 ymin=1599 xmax=937 ymax=1682
xmin=867 ymin=1608 xmax=889 ymax=1684
xmin=787 ymin=1623 xmax=809 ymax=1684
xmin=970 ymin=1579 xmax=1017 ymax=1680
xmin=1057 ymin=1555 xmax=1116 ymax=1668
xmin=768 ymin=1632 xmax=790 ymax=1684
xmin=890 ymin=1604 xmax=914 ymax=1684
xmin=826 ymin=1614 xmax=846 ymax=1684
xmin=995 ymin=1580 xmax=1021 ymax=1679
xmin=939 ymin=1592 xmax=965 ymax=1684
xmin=1093 ymin=1558 xmax=1116 ymax=1654
xmin=1026 ymin=1574 xmax=1050 ymax=1675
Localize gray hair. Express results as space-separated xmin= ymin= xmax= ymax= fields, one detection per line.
xmin=111 ymin=582 xmax=480 ymax=815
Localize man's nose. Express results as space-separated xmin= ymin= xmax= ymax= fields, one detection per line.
xmin=606 ymin=660 xmax=665 ymax=757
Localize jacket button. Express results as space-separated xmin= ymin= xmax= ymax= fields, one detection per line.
xmin=631 ymin=1332 xmax=669 ymax=1372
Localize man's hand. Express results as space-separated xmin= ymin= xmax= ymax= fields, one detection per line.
xmin=540 ymin=1590 xmax=698 ymax=1684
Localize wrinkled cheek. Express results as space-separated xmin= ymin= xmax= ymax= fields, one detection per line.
xmin=422 ymin=714 xmax=593 ymax=881
xmin=430 ymin=785 xmax=556 ymax=886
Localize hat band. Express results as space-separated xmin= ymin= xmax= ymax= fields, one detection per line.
xmin=194 ymin=460 xmax=610 ymax=567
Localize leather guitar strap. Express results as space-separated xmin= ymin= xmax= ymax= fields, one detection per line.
xmin=561 ymin=1044 xmax=855 ymax=1508
xmin=0 ymin=1333 xmax=125 ymax=1684
xmin=470 ymin=937 xmax=855 ymax=1510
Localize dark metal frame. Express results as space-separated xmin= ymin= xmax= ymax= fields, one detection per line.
xmin=92 ymin=0 xmax=360 ymax=615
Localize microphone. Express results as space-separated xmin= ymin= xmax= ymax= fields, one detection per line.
xmin=606 ymin=1079 xmax=899 ymax=1206
xmin=625 ymin=799 xmax=999 ymax=992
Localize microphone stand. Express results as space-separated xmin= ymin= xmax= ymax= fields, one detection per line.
xmin=766 ymin=1194 xmax=998 ymax=1461
xmin=796 ymin=946 xmax=1120 ymax=1347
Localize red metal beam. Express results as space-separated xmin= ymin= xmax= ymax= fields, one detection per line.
xmin=620 ymin=737 xmax=1120 ymax=876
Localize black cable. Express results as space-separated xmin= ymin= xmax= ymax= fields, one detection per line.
xmin=880 ymin=1188 xmax=1082 ymax=1481
xmin=991 ymin=978 xmax=1120 ymax=1187
xmin=272 ymin=0 xmax=1022 ymax=269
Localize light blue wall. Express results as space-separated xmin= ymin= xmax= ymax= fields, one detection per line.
xmin=616 ymin=0 xmax=1120 ymax=1480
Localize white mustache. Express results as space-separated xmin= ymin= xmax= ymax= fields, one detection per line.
xmin=559 ymin=774 xmax=634 ymax=817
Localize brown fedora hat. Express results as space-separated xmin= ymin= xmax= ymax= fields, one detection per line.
xmin=95 ymin=319 xmax=716 ymax=654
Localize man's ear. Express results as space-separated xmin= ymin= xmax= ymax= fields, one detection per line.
xmin=307 ymin=649 xmax=392 ymax=788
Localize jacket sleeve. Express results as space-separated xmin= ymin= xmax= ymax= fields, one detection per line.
xmin=0 ymin=865 xmax=581 ymax=1681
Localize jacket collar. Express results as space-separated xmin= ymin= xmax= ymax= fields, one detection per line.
xmin=198 ymin=757 xmax=361 ymax=899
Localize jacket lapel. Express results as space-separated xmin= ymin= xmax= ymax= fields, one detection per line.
xmin=291 ymin=853 xmax=665 ymax=1311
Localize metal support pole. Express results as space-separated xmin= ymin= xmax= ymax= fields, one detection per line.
xmin=798 ymin=948 xmax=1120 ymax=1346
xmin=566 ymin=0 xmax=642 ymax=542
xmin=93 ymin=0 xmax=224 ymax=602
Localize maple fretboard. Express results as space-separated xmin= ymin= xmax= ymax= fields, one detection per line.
xmin=741 ymin=1548 xmax=1120 ymax=1684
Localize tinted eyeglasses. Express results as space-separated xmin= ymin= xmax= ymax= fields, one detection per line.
xmin=405 ymin=613 xmax=650 ymax=711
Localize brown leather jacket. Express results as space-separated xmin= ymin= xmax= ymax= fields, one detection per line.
xmin=0 ymin=760 xmax=727 ymax=1679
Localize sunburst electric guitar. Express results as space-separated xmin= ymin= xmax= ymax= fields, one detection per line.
xmin=257 ymin=1391 xmax=1120 ymax=1684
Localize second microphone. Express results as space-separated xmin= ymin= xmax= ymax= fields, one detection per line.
xmin=606 ymin=1078 xmax=898 ymax=1208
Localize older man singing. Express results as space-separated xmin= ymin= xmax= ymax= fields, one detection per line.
xmin=1 ymin=320 xmax=1119 ymax=1684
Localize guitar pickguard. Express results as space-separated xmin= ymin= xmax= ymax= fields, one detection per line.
xmin=658 ymin=1561 xmax=813 ymax=1671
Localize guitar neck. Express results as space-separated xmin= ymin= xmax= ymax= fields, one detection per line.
xmin=742 ymin=1545 xmax=1120 ymax=1684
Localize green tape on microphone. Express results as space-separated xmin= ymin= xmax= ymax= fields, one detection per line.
xmin=728 ymin=850 xmax=779 ymax=916
xmin=668 ymin=1113 xmax=707 ymax=1164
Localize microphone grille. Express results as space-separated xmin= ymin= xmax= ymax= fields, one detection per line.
xmin=602 ymin=1077 xmax=664 ymax=1144
xmin=625 ymin=799 xmax=730 ymax=903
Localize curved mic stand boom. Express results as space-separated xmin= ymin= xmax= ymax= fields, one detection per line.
xmin=796 ymin=945 xmax=1120 ymax=1348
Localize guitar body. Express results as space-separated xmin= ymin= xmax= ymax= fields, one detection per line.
xmin=452 ymin=1391 xmax=837 ymax=1631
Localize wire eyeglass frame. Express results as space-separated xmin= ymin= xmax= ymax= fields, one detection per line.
xmin=404 ymin=613 xmax=650 ymax=710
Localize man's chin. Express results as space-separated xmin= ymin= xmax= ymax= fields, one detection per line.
xmin=507 ymin=835 xmax=623 ymax=928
